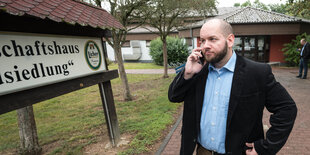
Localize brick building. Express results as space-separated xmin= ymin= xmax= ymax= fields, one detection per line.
xmin=180 ymin=7 xmax=310 ymax=63
xmin=107 ymin=7 xmax=310 ymax=64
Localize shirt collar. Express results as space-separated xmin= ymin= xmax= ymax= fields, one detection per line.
xmin=208 ymin=51 xmax=237 ymax=72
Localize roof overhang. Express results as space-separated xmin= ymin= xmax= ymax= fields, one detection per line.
xmin=0 ymin=0 xmax=123 ymax=37
xmin=0 ymin=12 xmax=111 ymax=37
xmin=179 ymin=22 xmax=310 ymax=38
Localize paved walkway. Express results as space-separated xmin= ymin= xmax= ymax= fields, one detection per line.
xmin=157 ymin=67 xmax=310 ymax=155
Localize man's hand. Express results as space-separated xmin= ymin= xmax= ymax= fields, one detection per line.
xmin=245 ymin=143 xmax=258 ymax=155
xmin=184 ymin=48 xmax=206 ymax=80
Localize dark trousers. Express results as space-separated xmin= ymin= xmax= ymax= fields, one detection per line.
xmin=299 ymin=58 xmax=308 ymax=78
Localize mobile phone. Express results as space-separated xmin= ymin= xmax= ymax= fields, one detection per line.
xmin=198 ymin=51 xmax=205 ymax=65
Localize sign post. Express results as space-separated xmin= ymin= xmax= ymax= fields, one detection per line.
xmin=99 ymin=81 xmax=121 ymax=146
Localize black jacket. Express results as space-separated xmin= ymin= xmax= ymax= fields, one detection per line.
xmin=301 ymin=42 xmax=310 ymax=60
xmin=168 ymin=55 xmax=297 ymax=155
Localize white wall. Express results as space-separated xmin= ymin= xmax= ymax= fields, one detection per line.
xmin=139 ymin=41 xmax=152 ymax=60
xmin=106 ymin=39 xmax=195 ymax=61
xmin=106 ymin=43 xmax=115 ymax=61
xmin=193 ymin=37 xmax=198 ymax=49
xmin=105 ymin=40 xmax=152 ymax=61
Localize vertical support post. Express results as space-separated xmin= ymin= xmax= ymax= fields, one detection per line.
xmin=190 ymin=27 xmax=194 ymax=49
xmin=255 ymin=36 xmax=258 ymax=61
xmin=101 ymin=40 xmax=109 ymax=70
xmin=98 ymin=81 xmax=120 ymax=147
xmin=242 ymin=37 xmax=245 ymax=56
xmin=17 ymin=105 xmax=42 ymax=155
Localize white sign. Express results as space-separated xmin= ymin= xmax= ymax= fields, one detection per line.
xmin=0 ymin=31 xmax=107 ymax=96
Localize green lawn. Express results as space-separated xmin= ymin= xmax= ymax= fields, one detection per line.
xmin=108 ymin=62 xmax=163 ymax=70
xmin=0 ymin=74 xmax=180 ymax=155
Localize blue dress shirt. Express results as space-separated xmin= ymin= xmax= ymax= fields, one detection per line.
xmin=301 ymin=44 xmax=305 ymax=56
xmin=198 ymin=52 xmax=236 ymax=154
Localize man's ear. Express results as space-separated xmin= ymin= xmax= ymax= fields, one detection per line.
xmin=227 ymin=34 xmax=235 ymax=48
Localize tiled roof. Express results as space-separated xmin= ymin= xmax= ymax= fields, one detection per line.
xmin=128 ymin=25 xmax=159 ymax=33
xmin=185 ymin=7 xmax=240 ymax=17
xmin=216 ymin=7 xmax=241 ymax=16
xmin=128 ymin=25 xmax=178 ymax=33
xmin=219 ymin=7 xmax=310 ymax=24
xmin=129 ymin=7 xmax=240 ymax=34
xmin=0 ymin=0 xmax=124 ymax=30
xmin=188 ymin=7 xmax=310 ymax=29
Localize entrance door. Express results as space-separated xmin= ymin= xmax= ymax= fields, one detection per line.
xmin=257 ymin=36 xmax=267 ymax=62
xmin=244 ymin=37 xmax=256 ymax=60
xmin=233 ymin=36 xmax=269 ymax=62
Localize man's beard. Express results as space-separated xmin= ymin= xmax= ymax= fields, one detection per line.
xmin=206 ymin=42 xmax=228 ymax=65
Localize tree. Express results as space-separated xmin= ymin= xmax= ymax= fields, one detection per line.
xmin=142 ymin=0 xmax=217 ymax=78
xmin=268 ymin=3 xmax=288 ymax=14
xmin=89 ymin=0 xmax=148 ymax=101
xmin=253 ymin=0 xmax=268 ymax=10
xmin=241 ymin=0 xmax=252 ymax=7
xmin=240 ymin=0 xmax=269 ymax=10
xmin=267 ymin=0 xmax=310 ymax=20
xmin=17 ymin=106 xmax=41 ymax=155
xmin=286 ymin=0 xmax=310 ymax=19
xmin=234 ymin=3 xmax=241 ymax=7
xmin=239 ymin=0 xmax=309 ymax=19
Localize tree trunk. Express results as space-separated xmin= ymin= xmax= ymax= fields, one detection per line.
xmin=114 ymin=44 xmax=132 ymax=101
xmin=17 ymin=106 xmax=41 ymax=155
xmin=162 ymin=38 xmax=169 ymax=78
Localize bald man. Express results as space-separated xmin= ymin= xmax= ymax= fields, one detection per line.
xmin=168 ymin=19 xmax=297 ymax=155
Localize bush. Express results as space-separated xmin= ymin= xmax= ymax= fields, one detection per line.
xmin=149 ymin=37 xmax=189 ymax=66
xmin=282 ymin=33 xmax=310 ymax=66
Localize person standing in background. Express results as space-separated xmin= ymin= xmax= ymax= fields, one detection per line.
xmin=297 ymin=38 xmax=310 ymax=79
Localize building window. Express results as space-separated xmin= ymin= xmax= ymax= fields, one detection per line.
xmin=186 ymin=38 xmax=192 ymax=46
xmin=146 ymin=40 xmax=151 ymax=47
xmin=233 ymin=36 xmax=269 ymax=62
xmin=243 ymin=37 xmax=256 ymax=60
xmin=233 ymin=37 xmax=243 ymax=54
xmin=257 ymin=36 xmax=265 ymax=62
xmin=197 ymin=37 xmax=201 ymax=47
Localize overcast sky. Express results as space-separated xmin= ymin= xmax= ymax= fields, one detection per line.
xmin=217 ymin=0 xmax=286 ymax=7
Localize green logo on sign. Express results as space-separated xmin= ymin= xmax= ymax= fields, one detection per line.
xmin=85 ymin=40 xmax=102 ymax=70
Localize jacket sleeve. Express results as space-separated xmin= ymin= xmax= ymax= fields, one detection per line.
xmin=254 ymin=65 xmax=297 ymax=155
xmin=305 ymin=43 xmax=310 ymax=59
xmin=168 ymin=69 xmax=195 ymax=103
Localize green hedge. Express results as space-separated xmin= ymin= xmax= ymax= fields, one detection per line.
xmin=282 ymin=33 xmax=310 ymax=66
xmin=149 ymin=37 xmax=189 ymax=66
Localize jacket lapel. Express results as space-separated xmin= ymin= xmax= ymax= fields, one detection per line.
xmin=226 ymin=55 xmax=245 ymax=127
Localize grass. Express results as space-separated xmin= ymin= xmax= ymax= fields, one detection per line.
xmin=0 ymin=73 xmax=180 ymax=154
xmin=108 ymin=62 xmax=164 ymax=70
